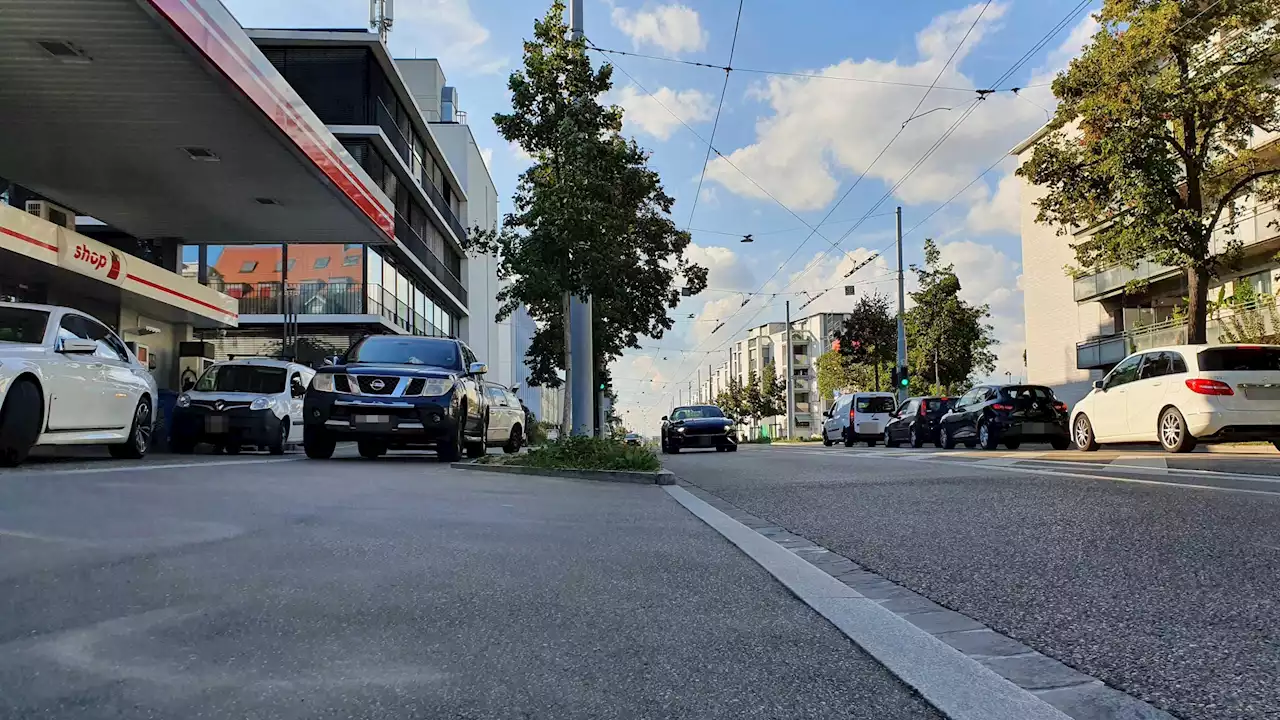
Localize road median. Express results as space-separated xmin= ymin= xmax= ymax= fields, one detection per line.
xmin=451 ymin=460 xmax=676 ymax=485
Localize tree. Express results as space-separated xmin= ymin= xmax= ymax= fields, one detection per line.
xmin=1212 ymin=281 xmax=1280 ymax=343
xmin=715 ymin=376 xmax=748 ymax=423
xmin=1017 ymin=0 xmax=1280 ymax=344
xmin=905 ymin=239 xmax=997 ymax=394
xmin=467 ymin=2 xmax=707 ymax=428
xmin=833 ymin=293 xmax=897 ymax=390
xmin=816 ymin=350 xmax=858 ymax=400
xmin=757 ymin=362 xmax=787 ymax=420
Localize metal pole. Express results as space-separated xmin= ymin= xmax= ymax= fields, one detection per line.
xmin=567 ymin=0 xmax=593 ymax=436
xmin=785 ymin=301 xmax=794 ymax=440
xmin=895 ymin=206 xmax=907 ymax=404
xmin=696 ymin=368 xmax=701 ymax=404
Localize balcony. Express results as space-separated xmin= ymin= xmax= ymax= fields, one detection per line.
xmin=794 ymin=402 xmax=812 ymax=415
xmin=395 ymin=216 xmax=467 ymax=306
xmin=1073 ymin=204 xmax=1280 ymax=302
xmin=376 ymin=99 xmax=470 ymax=244
xmin=213 ymin=281 xmax=367 ymax=316
xmin=1075 ymin=299 xmax=1275 ymax=369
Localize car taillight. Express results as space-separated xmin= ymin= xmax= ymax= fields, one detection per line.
xmin=992 ymin=403 xmax=1013 ymax=411
xmin=1053 ymin=401 xmax=1067 ymax=412
xmin=1186 ymin=378 xmax=1234 ymax=395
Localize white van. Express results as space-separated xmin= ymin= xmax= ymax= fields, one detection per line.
xmin=822 ymin=392 xmax=898 ymax=447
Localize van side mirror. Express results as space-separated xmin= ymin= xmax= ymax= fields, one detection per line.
xmin=1093 ymin=380 xmax=1105 ymax=390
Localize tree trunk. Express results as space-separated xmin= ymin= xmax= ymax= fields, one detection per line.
xmin=560 ymin=291 xmax=572 ymax=432
xmin=873 ymin=363 xmax=880 ymax=392
xmin=1186 ymin=265 xmax=1210 ymax=344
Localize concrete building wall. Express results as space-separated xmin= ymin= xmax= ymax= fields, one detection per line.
xmin=396 ymin=59 xmax=446 ymax=123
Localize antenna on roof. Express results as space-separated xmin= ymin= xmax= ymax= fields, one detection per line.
xmin=370 ymin=0 xmax=394 ymax=43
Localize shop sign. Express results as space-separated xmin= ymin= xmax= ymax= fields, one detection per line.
xmin=59 ymin=237 xmax=127 ymax=286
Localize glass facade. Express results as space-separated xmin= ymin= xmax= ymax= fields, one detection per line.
xmin=185 ymin=243 xmax=457 ymax=335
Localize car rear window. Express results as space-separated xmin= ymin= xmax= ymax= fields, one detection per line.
xmin=1197 ymin=347 xmax=1280 ymax=371
xmin=923 ymin=398 xmax=950 ymax=412
xmin=856 ymin=396 xmax=896 ymax=413
xmin=0 ymin=308 xmax=49 ymax=344
xmin=1001 ymin=386 xmax=1055 ymax=400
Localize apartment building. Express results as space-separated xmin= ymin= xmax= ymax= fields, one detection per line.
xmin=1014 ymin=124 xmax=1280 ymax=405
xmin=705 ymin=312 xmax=850 ymax=439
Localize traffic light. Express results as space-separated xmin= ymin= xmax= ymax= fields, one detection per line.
xmin=889 ymin=366 xmax=900 ymax=389
xmin=897 ymin=365 xmax=909 ymax=389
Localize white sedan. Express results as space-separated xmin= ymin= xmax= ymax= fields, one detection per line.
xmin=0 ymin=302 xmax=157 ymax=466
xmin=1070 ymin=344 xmax=1280 ymax=453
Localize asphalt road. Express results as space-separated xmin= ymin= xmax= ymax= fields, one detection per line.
xmin=0 ymin=450 xmax=942 ymax=720
xmin=662 ymin=444 xmax=1280 ymax=720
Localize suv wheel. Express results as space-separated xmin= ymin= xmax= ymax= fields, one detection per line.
xmin=109 ymin=397 xmax=151 ymax=459
xmin=0 ymin=378 xmax=42 ymax=467
xmin=1159 ymin=407 xmax=1197 ymax=453
xmin=303 ymin=427 xmax=336 ymax=459
xmin=437 ymin=417 xmax=464 ymax=462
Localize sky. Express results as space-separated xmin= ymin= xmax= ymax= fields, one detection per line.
xmin=220 ymin=0 xmax=1101 ymax=434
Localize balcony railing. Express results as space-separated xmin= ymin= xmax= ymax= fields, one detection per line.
xmin=212 ymin=281 xmax=367 ymax=316
xmin=394 ymin=215 xmax=467 ymax=306
xmin=375 ymin=99 xmax=470 ymax=244
xmin=794 ymin=402 xmax=811 ymax=414
xmin=1074 ymin=300 xmax=1274 ymax=369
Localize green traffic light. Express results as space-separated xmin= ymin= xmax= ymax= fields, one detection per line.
xmin=899 ymin=377 xmax=909 ymax=387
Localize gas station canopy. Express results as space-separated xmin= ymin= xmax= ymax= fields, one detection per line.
xmin=0 ymin=0 xmax=394 ymax=248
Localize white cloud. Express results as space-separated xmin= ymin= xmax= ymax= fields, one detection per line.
xmin=612 ymin=85 xmax=714 ymax=140
xmin=480 ymin=147 xmax=494 ymax=171
xmin=965 ymin=165 xmax=1021 ymax=235
xmin=508 ymin=141 xmax=534 ymax=164
xmin=705 ymin=6 xmax=1094 ymax=218
xmin=610 ymin=3 xmax=707 ymax=55
xmin=935 ymin=239 xmax=1025 ymax=382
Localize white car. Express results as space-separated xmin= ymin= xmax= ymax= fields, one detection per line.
xmin=1070 ymin=344 xmax=1280 ymax=453
xmin=483 ymin=382 xmax=526 ymax=453
xmin=0 ymin=302 xmax=158 ymax=466
xmin=171 ymin=358 xmax=314 ymax=454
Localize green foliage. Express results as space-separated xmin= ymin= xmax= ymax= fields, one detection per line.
xmin=511 ymin=435 xmax=661 ymax=471
xmin=905 ymin=239 xmax=997 ymax=394
xmin=816 ymin=350 xmax=858 ymax=399
xmin=714 ymin=376 xmax=749 ymax=422
xmin=1016 ymin=0 xmax=1280 ymax=343
xmin=713 ymin=363 xmax=785 ymax=422
xmin=466 ymin=2 xmax=707 ymax=386
xmin=1212 ymin=281 xmax=1280 ymax=343
xmin=526 ymin=421 xmax=551 ymax=446
xmin=833 ymin=293 xmax=897 ymax=369
xmin=756 ymin=362 xmax=787 ymax=420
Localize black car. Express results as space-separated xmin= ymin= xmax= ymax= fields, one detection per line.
xmin=938 ymin=384 xmax=1070 ymax=451
xmin=302 ymin=335 xmax=489 ymax=461
xmin=661 ymin=405 xmax=737 ymax=453
xmin=883 ymin=396 xmax=954 ymax=448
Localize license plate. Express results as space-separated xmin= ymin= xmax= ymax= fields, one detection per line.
xmin=205 ymin=416 xmax=228 ymax=432
xmin=355 ymin=414 xmax=391 ymax=425
xmin=1022 ymin=422 xmax=1050 ymax=434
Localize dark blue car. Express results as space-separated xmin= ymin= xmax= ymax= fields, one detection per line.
xmin=661 ymin=405 xmax=737 ymax=453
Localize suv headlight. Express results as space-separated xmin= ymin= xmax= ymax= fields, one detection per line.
xmin=176 ymin=393 xmax=191 ymax=408
xmin=312 ymin=374 xmax=336 ymax=393
xmin=418 ymin=378 xmax=455 ymax=396
xmin=250 ymin=396 xmax=274 ymax=411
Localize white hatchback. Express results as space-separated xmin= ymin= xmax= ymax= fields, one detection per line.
xmin=0 ymin=302 xmax=158 ymax=466
xmin=1070 ymin=344 xmax=1280 ymax=453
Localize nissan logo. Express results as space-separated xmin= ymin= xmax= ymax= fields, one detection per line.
xmin=370 ymin=379 xmax=386 ymax=391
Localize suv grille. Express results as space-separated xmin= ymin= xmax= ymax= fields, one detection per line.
xmin=406 ymin=379 xmax=426 ymax=396
xmin=356 ymin=376 xmax=399 ymax=395
xmin=334 ymin=375 xmax=352 ymax=393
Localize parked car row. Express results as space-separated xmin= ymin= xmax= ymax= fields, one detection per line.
xmin=0 ymin=302 xmax=527 ymax=467
xmin=814 ymin=343 xmax=1280 ymax=454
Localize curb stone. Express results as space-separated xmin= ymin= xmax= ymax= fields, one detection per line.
xmin=670 ymin=480 xmax=1175 ymax=720
xmin=450 ymin=461 xmax=675 ymax=485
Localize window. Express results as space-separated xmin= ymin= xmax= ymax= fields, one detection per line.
xmin=856 ymin=396 xmax=896 ymax=414
xmin=343 ymin=255 xmax=359 ymax=266
xmin=82 ymin=319 xmax=131 ymax=362
xmin=486 ymin=386 xmax=507 ymax=404
xmin=1240 ymin=269 xmax=1272 ymax=297
xmin=1139 ymin=353 xmax=1172 ymax=379
xmin=1197 ymin=346 xmax=1280 ymax=371
xmin=347 ymin=336 xmax=462 ymax=369
xmin=196 ymin=365 xmax=287 ymax=393
xmin=795 ymin=368 xmax=809 ymax=377
xmin=1001 ymin=386 xmax=1055 ymax=400
xmin=314 ymin=257 xmax=330 ymax=269
xmin=57 ymin=314 xmax=93 ymax=347
xmin=240 ymin=261 xmax=257 ymax=273
xmin=1169 ymin=352 xmax=1188 ymax=374
xmin=0 ymin=308 xmax=48 ymax=344
xmin=344 ymin=244 xmax=361 ymax=251
xmin=897 ymin=401 xmax=912 ymax=416
xmin=1105 ymin=354 xmax=1143 ymax=389
xmin=460 ymin=343 xmax=478 ymax=368
xmin=670 ymin=406 xmax=725 ymax=420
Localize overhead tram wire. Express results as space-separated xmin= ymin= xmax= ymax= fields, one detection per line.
xmin=646 ymin=0 xmax=1110 ymax=409
xmin=604 ymin=0 xmax=744 ymax=389
xmin=638 ymin=1 xmax=997 ymax=412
